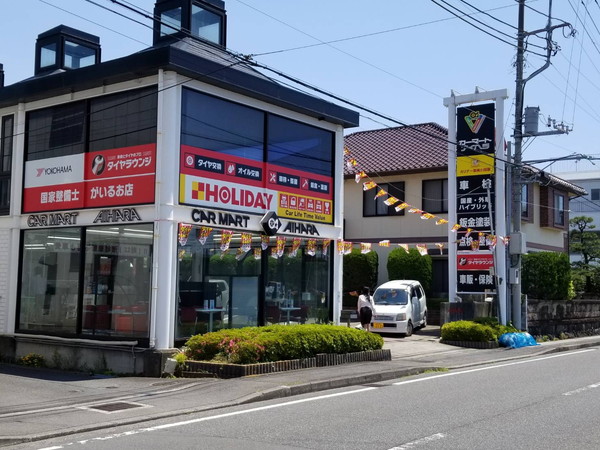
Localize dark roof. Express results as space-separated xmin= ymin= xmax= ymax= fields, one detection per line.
xmin=343 ymin=123 xmax=587 ymax=196
xmin=344 ymin=122 xmax=448 ymax=176
xmin=522 ymin=165 xmax=587 ymax=197
xmin=0 ymin=37 xmax=359 ymax=128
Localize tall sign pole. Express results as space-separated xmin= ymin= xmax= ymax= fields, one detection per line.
xmin=444 ymin=89 xmax=509 ymax=323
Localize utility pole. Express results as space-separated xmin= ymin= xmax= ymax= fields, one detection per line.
xmin=511 ymin=0 xmax=572 ymax=330
xmin=510 ymin=0 xmax=526 ymax=331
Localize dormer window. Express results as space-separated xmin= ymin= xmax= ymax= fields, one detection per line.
xmin=154 ymin=0 xmax=226 ymax=47
xmin=35 ymin=25 xmax=100 ymax=76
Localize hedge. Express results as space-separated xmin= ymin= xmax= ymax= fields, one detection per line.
xmin=184 ymin=324 xmax=384 ymax=364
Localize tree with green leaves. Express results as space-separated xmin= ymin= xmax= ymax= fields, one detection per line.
xmin=387 ymin=248 xmax=432 ymax=295
xmin=569 ymin=216 xmax=600 ymax=266
xmin=569 ymin=216 xmax=600 ymax=295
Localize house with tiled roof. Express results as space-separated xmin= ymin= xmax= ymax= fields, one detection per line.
xmin=343 ymin=123 xmax=586 ymax=297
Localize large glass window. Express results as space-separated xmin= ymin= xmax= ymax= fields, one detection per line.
xmin=19 ymin=228 xmax=81 ymax=334
xmin=0 ymin=115 xmax=13 ymax=215
xmin=64 ymin=40 xmax=97 ymax=69
xmin=176 ymin=226 xmax=331 ymax=340
xmin=191 ymin=3 xmax=223 ymax=44
xmin=268 ymin=115 xmax=334 ymax=177
xmin=160 ymin=7 xmax=182 ymax=35
xmin=40 ymin=43 xmax=57 ymax=68
xmin=26 ymin=101 xmax=86 ymax=161
xmin=363 ymin=182 xmax=405 ymax=217
xmin=422 ymin=179 xmax=448 ymax=213
xmin=181 ymin=89 xmax=264 ymax=161
xmin=89 ymin=87 xmax=157 ymax=152
xmin=18 ymin=224 xmax=153 ymax=339
xmin=82 ymin=224 xmax=153 ymax=337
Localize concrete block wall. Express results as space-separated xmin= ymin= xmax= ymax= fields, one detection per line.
xmin=527 ymin=299 xmax=600 ymax=336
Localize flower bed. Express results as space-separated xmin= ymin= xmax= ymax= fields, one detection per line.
xmin=182 ymin=348 xmax=392 ymax=378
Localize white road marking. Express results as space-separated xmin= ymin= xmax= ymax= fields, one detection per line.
xmin=388 ymin=433 xmax=446 ymax=449
xmin=37 ymin=387 xmax=377 ymax=449
xmin=393 ymin=349 xmax=596 ymax=385
xmin=563 ymin=382 xmax=600 ymax=396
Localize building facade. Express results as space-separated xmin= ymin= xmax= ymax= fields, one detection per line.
xmin=343 ymin=124 xmax=585 ymax=297
xmin=0 ymin=0 xmax=359 ymax=375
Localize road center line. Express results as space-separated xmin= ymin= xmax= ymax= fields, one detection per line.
xmin=393 ymin=348 xmax=596 ymax=386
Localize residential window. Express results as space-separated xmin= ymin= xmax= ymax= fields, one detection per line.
xmin=591 ymin=188 xmax=600 ymax=201
xmin=554 ymin=193 xmax=565 ymax=226
xmin=363 ymin=182 xmax=405 ymax=217
xmin=521 ymin=183 xmax=530 ymax=218
xmin=422 ymin=179 xmax=448 ymax=213
xmin=0 ymin=115 xmax=13 ymax=215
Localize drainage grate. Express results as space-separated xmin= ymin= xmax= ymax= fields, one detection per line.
xmin=84 ymin=402 xmax=146 ymax=413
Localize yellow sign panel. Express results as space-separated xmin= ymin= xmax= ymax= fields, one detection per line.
xmin=456 ymin=154 xmax=495 ymax=177
xmin=277 ymin=192 xmax=333 ymax=224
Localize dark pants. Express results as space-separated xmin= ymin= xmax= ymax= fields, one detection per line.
xmin=359 ymin=306 xmax=373 ymax=326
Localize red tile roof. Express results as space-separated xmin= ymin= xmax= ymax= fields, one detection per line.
xmin=343 ymin=122 xmax=448 ymax=176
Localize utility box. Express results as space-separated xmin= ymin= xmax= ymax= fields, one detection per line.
xmin=509 ymin=232 xmax=526 ymax=255
xmin=510 ymin=267 xmax=520 ymax=284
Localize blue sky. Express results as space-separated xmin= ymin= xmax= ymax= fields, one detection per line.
xmin=1 ymin=0 xmax=598 ymax=172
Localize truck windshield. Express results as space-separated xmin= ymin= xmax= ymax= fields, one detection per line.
xmin=373 ymin=288 xmax=408 ymax=305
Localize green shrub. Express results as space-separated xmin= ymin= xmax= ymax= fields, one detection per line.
xmin=343 ymin=249 xmax=378 ymax=308
xmin=522 ymin=252 xmax=573 ymax=300
xmin=387 ymin=248 xmax=432 ymax=294
xmin=441 ymin=321 xmax=496 ymax=342
xmin=184 ymin=324 xmax=384 ymax=364
xmin=443 ymin=319 xmax=519 ymax=342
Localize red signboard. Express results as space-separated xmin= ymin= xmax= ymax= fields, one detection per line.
xmin=457 ymin=253 xmax=494 ymax=270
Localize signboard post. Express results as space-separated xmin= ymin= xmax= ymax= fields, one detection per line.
xmin=444 ymin=89 xmax=509 ymax=325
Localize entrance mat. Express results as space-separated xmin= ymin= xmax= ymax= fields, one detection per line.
xmin=183 ymin=349 xmax=391 ymax=379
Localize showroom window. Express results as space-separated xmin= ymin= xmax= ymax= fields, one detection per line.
xmin=18 ymin=224 xmax=153 ymax=340
xmin=175 ymin=226 xmax=331 ymax=340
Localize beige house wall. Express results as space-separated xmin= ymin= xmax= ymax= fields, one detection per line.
xmin=344 ymin=171 xmax=448 ymax=242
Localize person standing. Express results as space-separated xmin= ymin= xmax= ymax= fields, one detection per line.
xmin=357 ymin=286 xmax=375 ymax=331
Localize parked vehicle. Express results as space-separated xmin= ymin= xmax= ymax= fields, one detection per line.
xmin=370 ymin=280 xmax=427 ymax=336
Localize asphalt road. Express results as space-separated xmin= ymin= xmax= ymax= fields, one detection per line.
xmin=16 ymin=346 xmax=600 ymax=450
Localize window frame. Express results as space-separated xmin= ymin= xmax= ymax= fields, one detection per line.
xmin=0 ymin=115 xmax=14 ymax=215
xmin=554 ymin=192 xmax=565 ymax=226
xmin=422 ymin=178 xmax=448 ymax=214
xmin=521 ymin=182 xmax=533 ymax=222
xmin=362 ymin=181 xmax=405 ymax=217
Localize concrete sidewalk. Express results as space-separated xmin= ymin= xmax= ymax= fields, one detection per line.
xmin=2 ymin=328 xmax=600 ymax=447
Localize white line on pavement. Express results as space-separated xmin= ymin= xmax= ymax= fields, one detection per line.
xmin=393 ymin=348 xmax=596 ymax=386
xmin=38 ymin=386 xmax=378 ymax=449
